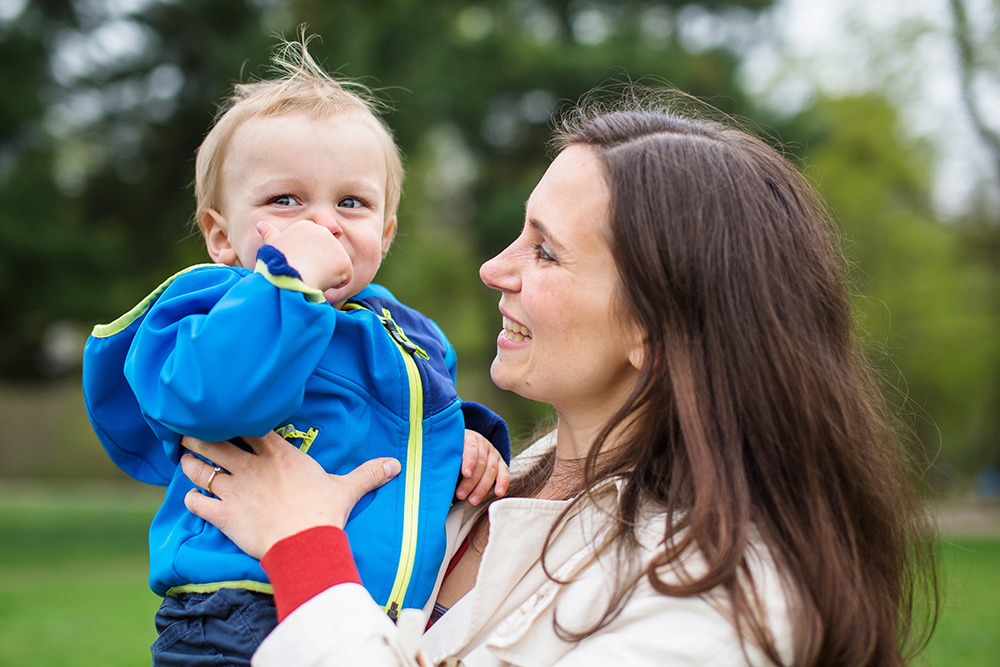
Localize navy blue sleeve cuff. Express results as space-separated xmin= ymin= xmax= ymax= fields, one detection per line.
xmin=256 ymin=245 xmax=302 ymax=280
xmin=461 ymin=401 xmax=511 ymax=464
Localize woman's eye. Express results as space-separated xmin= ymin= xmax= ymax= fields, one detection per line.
xmin=533 ymin=243 xmax=557 ymax=263
xmin=339 ymin=196 xmax=367 ymax=209
xmin=270 ymin=194 xmax=299 ymax=206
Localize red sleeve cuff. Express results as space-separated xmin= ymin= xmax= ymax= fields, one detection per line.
xmin=261 ymin=526 xmax=361 ymax=622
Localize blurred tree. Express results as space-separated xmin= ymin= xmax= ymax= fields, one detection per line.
xmin=272 ymin=0 xmax=779 ymax=437
xmin=949 ymin=0 xmax=1000 ymax=193
xmin=948 ymin=0 xmax=1000 ymax=479
xmin=789 ymin=94 xmax=1000 ymax=486
xmin=0 ymin=0 xmax=779 ymax=443
xmin=0 ymin=8 xmax=79 ymax=378
xmin=0 ymin=0 xmax=276 ymax=378
xmin=2 ymin=0 xmax=996 ymax=481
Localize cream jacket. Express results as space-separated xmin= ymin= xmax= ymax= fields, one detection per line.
xmin=253 ymin=436 xmax=796 ymax=667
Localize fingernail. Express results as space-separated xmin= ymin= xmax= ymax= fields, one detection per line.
xmin=470 ymin=494 xmax=480 ymax=505
xmin=383 ymin=459 xmax=400 ymax=478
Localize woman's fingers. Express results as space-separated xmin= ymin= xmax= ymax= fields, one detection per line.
xmin=180 ymin=452 xmax=211 ymax=490
xmin=240 ymin=429 xmax=294 ymax=457
xmin=338 ymin=458 xmax=401 ymax=517
xmin=181 ymin=431 xmax=291 ymax=477
xmin=181 ymin=428 xmax=402 ymax=559
xmin=181 ymin=435 xmax=246 ymax=471
xmin=180 ymin=453 xmax=228 ymax=496
xmin=184 ymin=486 xmax=221 ymax=523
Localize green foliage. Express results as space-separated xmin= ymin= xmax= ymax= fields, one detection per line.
xmin=787 ymin=95 xmax=1000 ymax=481
xmin=0 ymin=0 xmax=996 ymax=472
xmin=0 ymin=0 xmax=775 ymax=435
xmin=236 ymin=0 xmax=774 ymax=432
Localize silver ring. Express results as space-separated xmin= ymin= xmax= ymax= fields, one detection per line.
xmin=207 ymin=465 xmax=222 ymax=496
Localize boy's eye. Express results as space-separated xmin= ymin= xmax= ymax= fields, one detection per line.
xmin=270 ymin=194 xmax=299 ymax=206
xmin=339 ymin=196 xmax=366 ymax=209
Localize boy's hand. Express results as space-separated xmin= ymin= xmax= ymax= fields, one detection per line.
xmin=455 ymin=429 xmax=509 ymax=505
xmin=257 ymin=219 xmax=352 ymax=292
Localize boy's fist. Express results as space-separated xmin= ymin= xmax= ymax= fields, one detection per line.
xmin=257 ymin=219 xmax=352 ymax=292
xmin=455 ymin=429 xmax=509 ymax=505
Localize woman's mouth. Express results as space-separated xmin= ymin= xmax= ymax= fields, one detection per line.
xmin=502 ymin=316 xmax=532 ymax=342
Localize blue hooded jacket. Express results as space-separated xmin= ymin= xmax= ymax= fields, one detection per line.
xmin=82 ymin=246 xmax=508 ymax=616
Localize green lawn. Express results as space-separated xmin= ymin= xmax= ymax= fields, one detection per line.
xmin=0 ymin=485 xmax=996 ymax=666
xmin=0 ymin=484 xmax=161 ymax=667
xmin=922 ymin=536 xmax=1000 ymax=666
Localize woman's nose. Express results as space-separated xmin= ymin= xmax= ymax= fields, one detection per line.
xmin=480 ymin=240 xmax=520 ymax=292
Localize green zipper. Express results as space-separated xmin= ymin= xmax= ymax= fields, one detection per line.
xmin=346 ymin=303 xmax=424 ymax=620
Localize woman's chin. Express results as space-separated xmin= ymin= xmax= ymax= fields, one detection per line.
xmin=489 ymin=361 xmax=516 ymax=393
xmin=491 ymin=361 xmax=536 ymax=401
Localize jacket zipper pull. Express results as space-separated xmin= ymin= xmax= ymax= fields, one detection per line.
xmin=379 ymin=309 xmax=429 ymax=359
xmin=387 ymin=601 xmax=400 ymax=622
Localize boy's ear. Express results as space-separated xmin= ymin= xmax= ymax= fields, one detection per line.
xmin=199 ymin=209 xmax=239 ymax=266
xmin=381 ymin=215 xmax=398 ymax=257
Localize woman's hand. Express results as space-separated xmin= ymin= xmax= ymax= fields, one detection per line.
xmin=181 ymin=431 xmax=399 ymax=559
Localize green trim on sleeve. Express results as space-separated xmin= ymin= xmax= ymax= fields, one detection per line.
xmin=90 ymin=264 xmax=216 ymax=339
xmin=254 ymin=258 xmax=325 ymax=303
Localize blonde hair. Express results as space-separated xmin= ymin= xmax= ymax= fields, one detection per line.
xmin=194 ymin=35 xmax=403 ymax=240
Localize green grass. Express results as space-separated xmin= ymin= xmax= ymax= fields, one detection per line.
xmin=0 ymin=486 xmax=996 ymax=666
xmin=922 ymin=536 xmax=1000 ymax=666
xmin=0 ymin=484 xmax=161 ymax=667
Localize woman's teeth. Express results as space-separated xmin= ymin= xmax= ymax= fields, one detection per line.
xmin=503 ymin=316 xmax=532 ymax=342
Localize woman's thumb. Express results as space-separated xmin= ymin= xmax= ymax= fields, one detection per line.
xmin=346 ymin=458 xmax=400 ymax=500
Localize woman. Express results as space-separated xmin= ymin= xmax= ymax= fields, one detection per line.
xmin=182 ymin=95 xmax=938 ymax=666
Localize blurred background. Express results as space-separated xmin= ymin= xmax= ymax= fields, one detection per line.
xmin=0 ymin=0 xmax=997 ymax=664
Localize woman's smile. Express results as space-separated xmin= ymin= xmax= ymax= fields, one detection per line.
xmin=501 ymin=315 xmax=532 ymax=343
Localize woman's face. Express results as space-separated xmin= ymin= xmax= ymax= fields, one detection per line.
xmin=480 ymin=145 xmax=644 ymax=421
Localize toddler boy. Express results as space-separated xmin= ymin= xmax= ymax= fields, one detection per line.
xmin=83 ymin=38 xmax=508 ymax=666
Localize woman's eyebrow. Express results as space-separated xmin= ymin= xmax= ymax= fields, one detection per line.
xmin=529 ymin=218 xmax=567 ymax=253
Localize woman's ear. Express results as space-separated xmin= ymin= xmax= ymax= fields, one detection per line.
xmin=628 ymin=339 xmax=646 ymax=371
xmin=199 ymin=209 xmax=239 ymax=266
xmin=625 ymin=320 xmax=647 ymax=371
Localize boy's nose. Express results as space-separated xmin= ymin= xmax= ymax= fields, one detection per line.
xmin=310 ymin=207 xmax=343 ymax=236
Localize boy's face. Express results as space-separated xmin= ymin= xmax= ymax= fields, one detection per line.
xmin=204 ymin=112 xmax=395 ymax=306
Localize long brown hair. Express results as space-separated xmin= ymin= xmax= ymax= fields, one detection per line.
xmin=508 ymin=95 xmax=937 ymax=665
